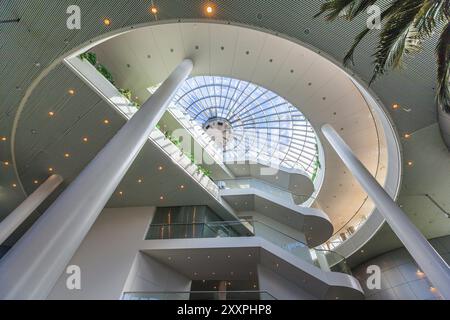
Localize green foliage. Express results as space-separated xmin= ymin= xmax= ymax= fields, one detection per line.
xmin=79 ymin=52 xmax=141 ymax=108
xmin=197 ymin=166 xmax=212 ymax=177
xmin=161 ymin=131 xmax=212 ymax=178
xmin=79 ymin=52 xmax=97 ymax=66
xmin=119 ymin=88 xmax=132 ymax=100
xmin=96 ymin=64 xmax=115 ymax=85
xmin=315 ymin=0 xmax=450 ymax=113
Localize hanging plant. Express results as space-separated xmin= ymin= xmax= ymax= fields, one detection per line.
xmin=79 ymin=52 xmax=97 ymax=66
xmin=96 ymin=64 xmax=115 ymax=85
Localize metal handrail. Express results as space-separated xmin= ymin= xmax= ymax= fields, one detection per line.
xmin=147 ymin=219 xmax=349 ymax=269
xmin=122 ymin=290 xmax=277 ymax=300
xmin=217 ymin=177 xmax=317 ymax=201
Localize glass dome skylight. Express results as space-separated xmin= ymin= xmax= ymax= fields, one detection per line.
xmin=170 ymin=76 xmax=320 ymax=177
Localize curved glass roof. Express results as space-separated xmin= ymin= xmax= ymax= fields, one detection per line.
xmin=170 ymin=76 xmax=320 ymax=177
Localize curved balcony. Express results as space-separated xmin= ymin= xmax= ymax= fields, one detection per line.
xmin=217 ymin=178 xmax=333 ymax=247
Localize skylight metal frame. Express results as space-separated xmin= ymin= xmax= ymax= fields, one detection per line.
xmin=171 ymin=76 xmax=321 ymax=177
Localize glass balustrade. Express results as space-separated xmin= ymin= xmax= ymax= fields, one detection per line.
xmin=217 ymin=178 xmax=316 ymax=205
xmin=146 ymin=219 xmax=351 ymax=275
xmin=122 ymin=291 xmax=276 ymax=300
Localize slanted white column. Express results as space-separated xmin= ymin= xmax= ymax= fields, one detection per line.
xmin=0 ymin=59 xmax=193 ymax=300
xmin=0 ymin=174 xmax=63 ymax=245
xmin=322 ymin=124 xmax=450 ymax=299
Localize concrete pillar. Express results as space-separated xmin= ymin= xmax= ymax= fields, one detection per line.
xmin=322 ymin=124 xmax=450 ymax=299
xmin=0 ymin=59 xmax=193 ymax=299
xmin=0 ymin=175 xmax=63 ymax=245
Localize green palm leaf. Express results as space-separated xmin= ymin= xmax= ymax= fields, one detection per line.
xmin=436 ymin=22 xmax=450 ymax=112
xmin=316 ymin=0 xmax=450 ymax=114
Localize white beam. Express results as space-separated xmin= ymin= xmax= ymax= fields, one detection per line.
xmin=0 ymin=59 xmax=193 ymax=299
xmin=322 ymin=124 xmax=450 ymax=300
xmin=0 ymin=174 xmax=63 ymax=245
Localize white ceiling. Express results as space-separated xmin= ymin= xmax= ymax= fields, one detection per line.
xmin=91 ymin=22 xmax=389 ymax=233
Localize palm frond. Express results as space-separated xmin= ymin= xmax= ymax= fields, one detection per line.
xmin=370 ymin=0 xmax=425 ymax=83
xmin=347 ymin=0 xmax=379 ymax=19
xmin=414 ymin=0 xmax=448 ymax=37
xmin=436 ymin=22 xmax=450 ymax=112
xmin=344 ymin=3 xmax=403 ymax=66
xmin=314 ymin=0 xmax=357 ymax=20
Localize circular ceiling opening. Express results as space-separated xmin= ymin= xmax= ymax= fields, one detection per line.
xmin=172 ymin=76 xmax=321 ymax=179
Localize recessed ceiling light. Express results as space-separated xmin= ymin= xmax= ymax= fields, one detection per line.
xmin=180 ymin=185 xmax=185 ymax=189
xmin=158 ymin=165 xmax=164 ymax=171
xmin=68 ymin=89 xmax=75 ymax=96
xmin=34 ymin=180 xmax=39 ymax=184
xmin=150 ymin=6 xmax=158 ymax=14
xmin=48 ymin=167 xmax=54 ymax=172
xmin=103 ymin=119 xmax=110 ymax=125
xmin=64 ymin=153 xmax=70 ymax=158
xmin=103 ymin=18 xmax=111 ymax=26
xmin=392 ymin=103 xmax=400 ymax=109
xmin=407 ymin=161 xmax=414 ymax=167
xmin=187 ymin=256 xmax=191 ymax=260
xmin=82 ymin=137 xmax=88 ymax=143
xmin=159 ymin=195 xmax=164 ymax=200
xmin=119 ymin=191 xmax=123 ymax=196
xmin=1 ymin=137 xmax=6 ymax=141
xmin=3 ymin=161 xmax=9 ymax=166
xmin=12 ymin=183 xmax=17 ymax=188
xmin=205 ymin=4 xmax=214 ymax=15
xmin=404 ymin=133 xmax=411 ymax=139
xmin=48 ymin=111 xmax=55 ymax=117
xmin=227 ymin=255 xmax=231 ymax=259
xmin=138 ymin=179 xmax=143 ymax=183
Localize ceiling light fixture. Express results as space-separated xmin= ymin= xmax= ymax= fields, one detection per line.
xmin=12 ymin=183 xmax=17 ymax=188
xmin=64 ymin=153 xmax=70 ymax=158
xmin=48 ymin=111 xmax=55 ymax=117
xmin=138 ymin=179 xmax=143 ymax=183
xmin=82 ymin=137 xmax=88 ymax=143
xmin=404 ymin=133 xmax=411 ymax=139
xmin=103 ymin=18 xmax=111 ymax=26
xmin=119 ymin=191 xmax=123 ymax=196
xmin=159 ymin=195 xmax=164 ymax=200
xmin=34 ymin=180 xmax=39 ymax=184
xmin=3 ymin=161 xmax=9 ymax=166
xmin=68 ymin=89 xmax=75 ymax=96
xmin=150 ymin=6 xmax=158 ymax=14
xmin=180 ymin=185 xmax=185 ymax=190
xmin=392 ymin=103 xmax=400 ymax=110
xmin=1 ymin=137 xmax=6 ymax=141
xmin=205 ymin=3 xmax=215 ymax=15
xmin=158 ymin=165 xmax=164 ymax=171
xmin=48 ymin=167 xmax=54 ymax=172
xmin=407 ymin=161 xmax=414 ymax=167
xmin=103 ymin=119 xmax=110 ymax=124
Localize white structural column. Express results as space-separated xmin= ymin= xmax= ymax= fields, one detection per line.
xmin=0 ymin=59 xmax=193 ymax=300
xmin=0 ymin=174 xmax=63 ymax=245
xmin=322 ymin=124 xmax=450 ymax=299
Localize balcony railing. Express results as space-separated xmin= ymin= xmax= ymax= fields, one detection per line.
xmin=146 ymin=219 xmax=351 ymax=275
xmin=122 ymin=291 xmax=276 ymax=300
